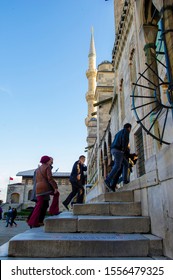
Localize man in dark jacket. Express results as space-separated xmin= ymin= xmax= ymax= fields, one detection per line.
xmin=63 ymin=155 xmax=87 ymax=210
xmin=105 ymin=123 xmax=132 ymax=191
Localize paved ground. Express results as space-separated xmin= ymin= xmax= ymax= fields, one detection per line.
xmin=0 ymin=220 xmax=29 ymax=246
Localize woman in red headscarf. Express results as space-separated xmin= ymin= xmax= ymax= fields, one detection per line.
xmin=27 ymin=156 xmax=60 ymax=228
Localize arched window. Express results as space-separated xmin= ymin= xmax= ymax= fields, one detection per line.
xmin=10 ymin=193 xmax=20 ymax=204
xmin=119 ymin=78 xmax=125 ymax=122
xmin=129 ymin=48 xmax=137 ymax=90
xmin=28 ymin=190 xmax=33 ymax=201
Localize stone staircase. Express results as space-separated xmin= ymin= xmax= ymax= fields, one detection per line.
xmin=8 ymin=190 xmax=163 ymax=258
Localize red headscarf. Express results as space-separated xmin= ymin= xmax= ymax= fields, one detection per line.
xmin=40 ymin=155 xmax=50 ymax=164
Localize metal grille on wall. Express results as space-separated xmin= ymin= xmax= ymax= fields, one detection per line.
xmin=135 ymin=127 xmax=146 ymax=177
xmin=131 ymin=18 xmax=173 ymax=145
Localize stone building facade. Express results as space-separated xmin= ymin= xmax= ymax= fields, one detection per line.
xmin=6 ymin=170 xmax=71 ymax=212
xmin=85 ymin=0 xmax=173 ymax=259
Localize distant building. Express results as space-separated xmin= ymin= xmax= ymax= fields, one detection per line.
xmin=6 ymin=169 xmax=71 ymax=211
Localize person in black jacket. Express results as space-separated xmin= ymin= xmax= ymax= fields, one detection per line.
xmin=5 ymin=206 xmax=13 ymax=227
xmin=62 ymin=155 xmax=87 ymax=210
xmin=10 ymin=208 xmax=17 ymax=227
xmin=105 ymin=123 xmax=132 ymax=192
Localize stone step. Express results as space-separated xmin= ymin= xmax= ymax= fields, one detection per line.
xmin=73 ymin=202 xmax=141 ymax=216
xmin=97 ymin=191 xmax=134 ymax=202
xmin=44 ymin=213 xmax=150 ymax=233
xmin=8 ymin=228 xmax=162 ymax=258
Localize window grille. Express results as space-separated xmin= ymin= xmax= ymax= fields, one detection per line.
xmin=135 ymin=127 xmax=146 ymax=177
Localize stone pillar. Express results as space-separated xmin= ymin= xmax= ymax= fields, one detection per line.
xmin=162 ymin=3 xmax=173 ymax=104
xmin=143 ymin=24 xmax=161 ymax=102
xmin=143 ymin=23 xmax=162 ymax=152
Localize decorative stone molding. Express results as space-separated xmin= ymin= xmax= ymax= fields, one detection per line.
xmin=86 ymin=70 xmax=97 ymax=79
xmin=112 ymin=2 xmax=134 ymax=69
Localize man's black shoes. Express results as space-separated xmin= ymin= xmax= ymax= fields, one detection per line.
xmin=104 ymin=180 xmax=115 ymax=192
xmin=123 ymin=181 xmax=130 ymax=185
xmin=62 ymin=201 xmax=69 ymax=211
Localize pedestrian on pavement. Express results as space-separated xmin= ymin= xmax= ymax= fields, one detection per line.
xmin=27 ymin=156 xmax=60 ymax=228
xmin=62 ymin=155 xmax=87 ymax=210
xmin=104 ymin=123 xmax=132 ymax=192
xmin=5 ymin=206 xmax=13 ymax=227
xmin=10 ymin=208 xmax=18 ymax=227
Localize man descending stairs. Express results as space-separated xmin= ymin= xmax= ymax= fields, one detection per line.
xmin=8 ymin=190 xmax=163 ymax=258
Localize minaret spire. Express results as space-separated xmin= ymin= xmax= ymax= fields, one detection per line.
xmin=85 ymin=27 xmax=97 ymax=126
xmin=89 ymin=27 xmax=96 ymax=58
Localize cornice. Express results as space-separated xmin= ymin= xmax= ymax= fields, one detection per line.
xmin=94 ymin=97 xmax=113 ymax=107
xmin=96 ymin=86 xmax=114 ymax=91
xmin=112 ymin=1 xmax=134 ymax=69
xmin=97 ymin=70 xmax=114 ymax=74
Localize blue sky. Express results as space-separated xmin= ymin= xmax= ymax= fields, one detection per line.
xmin=0 ymin=0 xmax=114 ymax=201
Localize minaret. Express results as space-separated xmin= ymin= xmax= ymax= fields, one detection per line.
xmin=85 ymin=28 xmax=97 ymax=161
xmin=85 ymin=27 xmax=97 ymax=126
